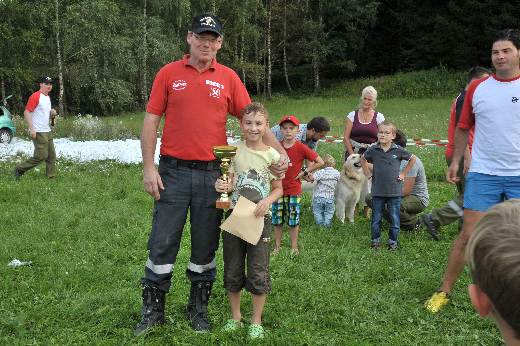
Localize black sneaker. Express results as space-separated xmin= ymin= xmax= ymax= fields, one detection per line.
xmin=370 ymin=242 xmax=381 ymax=249
xmin=412 ymin=218 xmax=422 ymax=232
xmin=402 ymin=218 xmax=422 ymax=232
xmin=13 ymin=169 xmax=23 ymax=181
xmin=421 ymin=213 xmax=440 ymax=241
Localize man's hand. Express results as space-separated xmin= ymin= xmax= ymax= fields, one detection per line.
xmin=303 ymin=172 xmax=314 ymax=182
xmin=143 ymin=165 xmax=164 ymax=200
xmin=447 ymin=160 xmax=461 ymax=184
xmin=269 ymin=154 xmax=289 ymax=178
xmin=398 ymin=173 xmax=405 ymax=181
xmin=29 ymin=128 xmax=36 ymax=139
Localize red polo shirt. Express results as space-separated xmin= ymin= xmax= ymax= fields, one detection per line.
xmin=146 ymin=55 xmax=251 ymax=161
xmin=282 ymin=141 xmax=318 ymax=195
xmin=446 ymin=95 xmax=474 ymax=160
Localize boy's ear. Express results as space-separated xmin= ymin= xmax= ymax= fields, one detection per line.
xmin=468 ymin=284 xmax=493 ymax=317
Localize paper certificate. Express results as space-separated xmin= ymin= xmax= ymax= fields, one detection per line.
xmin=220 ymin=196 xmax=264 ymax=245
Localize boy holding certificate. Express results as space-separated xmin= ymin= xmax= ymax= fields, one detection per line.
xmin=215 ymin=102 xmax=282 ymax=339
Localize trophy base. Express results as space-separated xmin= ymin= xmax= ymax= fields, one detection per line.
xmin=216 ymin=200 xmax=231 ymax=209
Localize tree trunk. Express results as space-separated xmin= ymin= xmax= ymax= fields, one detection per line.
xmin=141 ymin=0 xmax=148 ymax=107
xmin=283 ymin=2 xmax=292 ymax=92
xmin=55 ymin=0 xmax=65 ymax=116
xmin=1 ymin=79 xmax=5 ymax=105
xmin=312 ymin=50 xmax=320 ymax=92
xmin=240 ymin=25 xmax=246 ymax=84
xmin=266 ymin=0 xmax=272 ymax=98
xmin=313 ymin=0 xmax=322 ymax=92
xmin=255 ymin=37 xmax=260 ymax=95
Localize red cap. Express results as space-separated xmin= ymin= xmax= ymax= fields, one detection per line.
xmin=279 ymin=115 xmax=300 ymax=126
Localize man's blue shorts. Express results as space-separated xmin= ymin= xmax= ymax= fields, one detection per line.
xmin=464 ymin=172 xmax=520 ymax=212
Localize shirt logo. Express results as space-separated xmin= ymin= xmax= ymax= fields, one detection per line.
xmin=512 ymin=96 xmax=519 ymax=103
xmin=206 ymin=79 xmax=224 ymax=98
xmin=392 ymin=154 xmax=398 ymax=159
xmin=210 ymin=87 xmax=221 ymax=98
xmin=172 ymin=80 xmax=187 ymax=91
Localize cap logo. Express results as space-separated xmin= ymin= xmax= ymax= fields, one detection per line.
xmin=200 ymin=16 xmax=217 ymax=28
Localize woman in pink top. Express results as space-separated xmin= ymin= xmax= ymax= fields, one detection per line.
xmin=343 ymin=86 xmax=385 ymax=159
xmin=342 ymin=86 xmax=385 ymax=217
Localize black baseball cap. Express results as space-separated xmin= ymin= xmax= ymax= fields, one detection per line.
xmin=191 ymin=14 xmax=223 ymax=36
xmin=40 ymin=76 xmax=53 ymax=84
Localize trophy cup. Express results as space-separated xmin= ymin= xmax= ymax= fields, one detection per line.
xmin=213 ymin=145 xmax=237 ymax=209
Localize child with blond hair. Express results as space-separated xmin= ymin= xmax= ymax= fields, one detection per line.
xmin=466 ymin=199 xmax=520 ymax=346
xmin=311 ymin=154 xmax=340 ymax=227
xmin=361 ymin=121 xmax=416 ymax=250
xmin=215 ymin=102 xmax=282 ymax=339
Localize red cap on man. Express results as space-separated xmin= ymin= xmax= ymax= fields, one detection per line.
xmin=279 ymin=115 xmax=300 ymax=126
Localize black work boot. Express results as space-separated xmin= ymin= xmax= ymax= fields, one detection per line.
xmin=134 ymin=285 xmax=166 ymax=336
xmin=421 ymin=213 xmax=440 ymax=241
xmin=186 ymin=281 xmax=212 ymax=332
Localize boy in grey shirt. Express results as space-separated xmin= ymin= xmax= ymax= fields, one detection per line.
xmin=362 ymin=121 xmax=416 ymax=250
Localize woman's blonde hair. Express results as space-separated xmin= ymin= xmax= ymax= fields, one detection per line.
xmin=358 ymin=85 xmax=378 ymax=109
xmin=466 ymin=199 xmax=520 ymax=338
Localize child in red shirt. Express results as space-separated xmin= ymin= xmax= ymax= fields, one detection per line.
xmin=271 ymin=115 xmax=324 ymax=255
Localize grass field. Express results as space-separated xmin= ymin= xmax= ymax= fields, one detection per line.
xmin=0 ymin=97 xmax=502 ymax=345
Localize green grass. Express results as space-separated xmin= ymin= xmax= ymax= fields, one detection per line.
xmin=15 ymin=96 xmax=452 ymax=142
xmin=0 ymin=97 xmax=502 ymax=345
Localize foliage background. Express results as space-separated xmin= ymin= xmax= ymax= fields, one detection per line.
xmin=1 ymin=0 xmax=519 ymax=115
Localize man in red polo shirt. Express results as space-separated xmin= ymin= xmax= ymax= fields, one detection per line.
xmin=135 ymin=14 xmax=287 ymax=335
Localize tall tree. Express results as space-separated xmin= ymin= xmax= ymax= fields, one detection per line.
xmin=282 ymin=0 xmax=292 ymax=92
xmin=141 ymin=0 xmax=148 ymax=107
xmin=54 ymin=0 xmax=65 ymax=116
xmin=266 ymin=0 xmax=272 ymax=98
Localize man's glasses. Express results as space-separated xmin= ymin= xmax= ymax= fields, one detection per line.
xmin=192 ymin=32 xmax=220 ymax=44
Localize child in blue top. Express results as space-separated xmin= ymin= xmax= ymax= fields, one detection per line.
xmin=311 ymin=154 xmax=340 ymax=227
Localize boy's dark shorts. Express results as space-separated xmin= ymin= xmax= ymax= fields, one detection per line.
xmin=223 ymin=215 xmax=272 ymax=295
xmin=271 ymin=195 xmax=301 ymax=227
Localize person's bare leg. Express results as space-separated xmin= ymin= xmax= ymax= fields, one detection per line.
xmin=251 ymin=293 xmax=266 ymax=325
xmin=439 ymin=209 xmax=484 ymax=293
xmin=273 ymin=226 xmax=282 ymax=252
xmin=228 ymin=291 xmax=242 ymax=321
xmin=289 ymin=225 xmax=299 ymax=252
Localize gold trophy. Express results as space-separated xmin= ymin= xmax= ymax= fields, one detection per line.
xmin=213 ymin=145 xmax=237 ymax=209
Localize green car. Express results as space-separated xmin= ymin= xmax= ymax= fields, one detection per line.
xmin=0 ymin=95 xmax=16 ymax=143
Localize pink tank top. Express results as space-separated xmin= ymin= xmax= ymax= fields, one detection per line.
xmin=351 ymin=110 xmax=379 ymax=144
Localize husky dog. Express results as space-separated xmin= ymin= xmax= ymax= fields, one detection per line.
xmin=335 ymin=154 xmax=367 ymax=223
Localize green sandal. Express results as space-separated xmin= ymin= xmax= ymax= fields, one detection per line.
xmin=248 ymin=324 xmax=265 ymax=339
xmin=221 ymin=319 xmax=243 ymax=332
